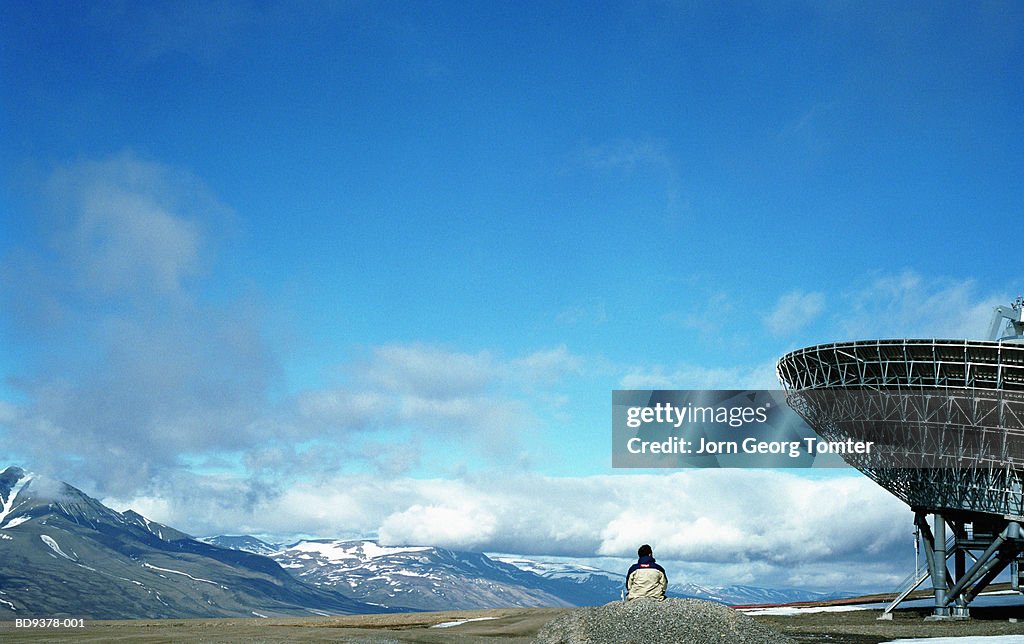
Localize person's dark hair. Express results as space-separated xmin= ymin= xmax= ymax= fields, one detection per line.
xmin=637 ymin=544 xmax=653 ymax=558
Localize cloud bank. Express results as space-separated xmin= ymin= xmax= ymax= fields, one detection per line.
xmin=2 ymin=154 xmax=275 ymax=494
xmin=109 ymin=469 xmax=910 ymax=592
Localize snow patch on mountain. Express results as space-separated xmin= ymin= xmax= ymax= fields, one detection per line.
xmin=2 ymin=516 xmax=30 ymax=529
xmin=0 ymin=473 xmax=31 ymax=527
xmin=285 ymin=539 xmax=431 ymax=563
xmin=493 ymin=556 xmax=621 ymax=583
xmin=40 ymin=534 xmax=75 ymax=561
xmin=143 ymin=563 xmax=225 ymax=588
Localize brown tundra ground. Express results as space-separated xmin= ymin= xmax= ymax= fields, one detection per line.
xmin=1 ymin=601 xmax=1022 ymax=643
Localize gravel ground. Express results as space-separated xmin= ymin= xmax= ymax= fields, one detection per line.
xmin=532 ymin=598 xmax=795 ymax=644
xmin=4 ymin=603 xmax=1020 ymax=642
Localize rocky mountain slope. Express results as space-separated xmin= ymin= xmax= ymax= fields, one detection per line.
xmin=268 ymin=539 xmax=580 ymax=610
xmin=0 ymin=467 xmax=387 ymax=619
xmin=207 ymin=536 xmax=626 ymax=608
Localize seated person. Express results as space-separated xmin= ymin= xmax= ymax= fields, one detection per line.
xmin=626 ymin=543 xmax=667 ymax=601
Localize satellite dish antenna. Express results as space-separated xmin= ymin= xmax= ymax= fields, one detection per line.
xmin=777 ymin=299 xmax=1024 ymax=620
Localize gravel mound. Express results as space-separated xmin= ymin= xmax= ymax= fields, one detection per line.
xmin=532 ymin=598 xmax=795 ymax=644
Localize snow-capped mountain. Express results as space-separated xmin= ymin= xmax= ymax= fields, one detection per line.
xmin=266 ymin=539 xmax=580 ymax=610
xmin=0 ymin=466 xmax=386 ymax=619
xmin=203 ymin=537 xmax=629 ymax=608
xmin=491 ymin=555 xmax=624 ymax=600
xmin=670 ymin=583 xmax=850 ymax=606
xmin=492 ymin=556 xmax=621 ymax=582
xmin=201 ymin=534 xmax=279 ymax=555
xmin=206 ymin=535 xmax=855 ymax=610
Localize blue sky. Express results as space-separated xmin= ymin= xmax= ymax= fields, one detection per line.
xmin=1 ymin=1 xmax=1022 ymax=591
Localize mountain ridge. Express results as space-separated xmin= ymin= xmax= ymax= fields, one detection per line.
xmin=0 ymin=466 xmax=390 ymax=619
xmin=208 ymin=535 xmax=852 ymax=609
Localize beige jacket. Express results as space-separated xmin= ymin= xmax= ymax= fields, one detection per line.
xmin=626 ymin=559 xmax=667 ymax=600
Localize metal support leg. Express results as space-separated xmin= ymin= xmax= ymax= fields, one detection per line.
xmin=942 ymin=523 xmax=1010 ymax=609
xmin=951 ymin=521 xmax=969 ymax=618
xmin=962 ymin=551 xmax=1015 ymax=605
xmin=930 ymin=513 xmax=950 ymax=618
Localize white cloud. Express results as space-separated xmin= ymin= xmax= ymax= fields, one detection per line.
xmin=293 ymin=343 xmax=587 ymax=462
xmin=600 ymin=512 xmax=749 ymax=564
xmin=619 ymin=362 xmax=779 ymax=390
xmin=296 ymin=346 xmax=540 ymax=445
xmin=591 ymin=471 xmax=907 ymax=566
xmin=510 ymin=345 xmax=583 ymax=385
xmin=1 ymin=154 xmax=271 ymax=496
xmin=764 ymin=290 xmax=825 ymax=336
xmin=74 ymin=188 xmax=201 ymax=293
xmin=836 ymin=271 xmax=1004 ymax=341
xmin=359 ymin=344 xmax=497 ymax=397
xmin=379 ymin=504 xmax=498 ymax=550
xmin=296 ymin=389 xmax=395 ymax=430
xmin=106 ymin=469 xmax=910 ymax=591
xmin=44 ymin=152 xmax=226 ymax=297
